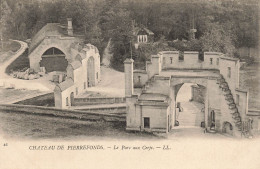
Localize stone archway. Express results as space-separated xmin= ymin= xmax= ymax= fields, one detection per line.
xmin=172 ymin=83 xmax=206 ymax=128
xmin=223 ymin=121 xmax=233 ymax=135
xmin=87 ymin=56 xmax=95 ymax=87
xmin=40 ymin=47 xmax=68 ymax=72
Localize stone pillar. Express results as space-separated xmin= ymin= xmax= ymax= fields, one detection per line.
xmin=204 ymin=84 xmax=209 ymax=128
xmin=67 ymin=18 xmax=73 ymax=36
xmin=258 ymin=1 xmax=260 ymax=61
xmin=151 ymin=55 xmax=161 ymax=76
xmin=29 ymin=57 xmax=41 ymax=72
xmin=235 ymin=60 xmax=240 ymax=89
xmin=171 ymin=87 xmax=176 ymax=126
xmin=54 ymin=87 xmax=62 ymax=109
xmin=124 ymin=58 xmax=134 ymax=97
xmin=191 ymin=85 xmax=196 ymax=101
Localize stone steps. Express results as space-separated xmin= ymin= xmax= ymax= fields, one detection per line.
xmin=176 ymin=102 xmax=204 ymax=127
xmin=217 ymin=76 xmax=243 ymax=134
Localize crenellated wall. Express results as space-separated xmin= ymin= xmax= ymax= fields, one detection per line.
xmin=134 ymin=51 xmax=240 ymax=98
xmin=159 ymin=51 xmax=222 ymax=70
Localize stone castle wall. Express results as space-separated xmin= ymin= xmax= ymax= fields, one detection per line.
xmin=54 ymin=43 xmax=101 ymax=109
xmin=126 ymin=50 xmax=255 ymax=136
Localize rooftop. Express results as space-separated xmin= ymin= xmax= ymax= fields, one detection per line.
xmin=133 ymin=26 xmax=154 ymax=36
xmin=69 ymin=60 xmax=82 ymax=70
xmin=56 ymin=78 xmax=74 ymax=92
xmin=29 ymin=23 xmax=65 ymax=53
xmin=139 ymin=93 xmax=169 ymax=102
xmin=29 ymin=22 xmax=84 ymax=54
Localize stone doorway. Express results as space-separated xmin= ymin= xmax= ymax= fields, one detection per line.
xmin=223 ymin=122 xmax=233 ymax=135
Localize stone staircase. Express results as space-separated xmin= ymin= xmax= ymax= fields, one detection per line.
xmin=177 ymin=102 xmax=205 ymax=127
xmin=71 ymin=97 xmax=126 ymax=116
xmin=216 ymin=75 xmax=251 ymax=137
xmin=142 ymin=76 xmax=155 ymax=92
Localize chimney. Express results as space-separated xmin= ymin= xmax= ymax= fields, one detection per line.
xmin=67 ymin=18 xmax=73 ymax=36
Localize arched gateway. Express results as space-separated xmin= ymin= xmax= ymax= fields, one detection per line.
xmin=124 ymin=51 xmax=248 ymax=137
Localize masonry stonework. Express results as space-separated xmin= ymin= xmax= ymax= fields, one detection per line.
xmin=125 ymin=51 xmax=256 ymax=137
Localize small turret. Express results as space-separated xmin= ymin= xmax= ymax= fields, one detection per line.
xmin=67 ymin=18 xmax=73 ymax=36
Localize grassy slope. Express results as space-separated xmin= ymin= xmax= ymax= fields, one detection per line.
xmin=5 ymin=49 xmax=30 ymax=74
xmin=239 ymin=62 xmax=260 ymax=110
xmin=0 ymin=110 xmax=158 ymax=140
xmin=0 ymin=40 xmax=21 ymax=64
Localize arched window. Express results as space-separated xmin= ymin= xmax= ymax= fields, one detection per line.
xmin=144 ymin=35 xmax=147 ymax=42
xmin=43 ymin=47 xmax=64 ymax=56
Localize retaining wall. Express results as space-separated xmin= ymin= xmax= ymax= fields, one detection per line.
xmin=0 ymin=104 xmax=125 ymax=122
xmin=74 ymin=97 xmax=125 ymax=105
xmin=159 ymin=51 xmax=222 ymax=70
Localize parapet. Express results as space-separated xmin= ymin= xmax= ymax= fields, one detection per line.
xmin=204 ymin=52 xmax=223 ymax=55
xmin=151 ymin=54 xmax=159 ymax=58
xmin=158 ymin=51 xmax=179 ymax=55
xmin=220 ymin=55 xmax=239 ymax=62
xmin=124 ymin=58 xmax=134 ymax=64
xmin=184 ymin=51 xmax=199 ymax=54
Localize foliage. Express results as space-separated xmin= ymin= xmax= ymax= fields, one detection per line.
xmin=1 ymin=0 xmax=258 ymax=68
xmin=200 ymin=23 xmax=235 ymax=57
xmin=134 ymin=38 xmax=175 ymax=69
xmin=168 ymin=39 xmax=202 ymax=52
xmin=0 ymin=0 xmax=12 ymax=49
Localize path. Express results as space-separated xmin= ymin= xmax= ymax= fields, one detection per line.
xmin=102 ymin=38 xmax=112 ymax=67
xmin=78 ymin=66 xmax=125 ymax=97
xmin=168 ymin=126 xmax=230 ymax=140
xmin=0 ymin=40 xmax=53 ymax=91
xmin=177 ymin=101 xmax=204 ymax=127
xmin=78 ymin=38 xmax=126 ymax=97
xmin=0 ymin=40 xmax=28 ymax=78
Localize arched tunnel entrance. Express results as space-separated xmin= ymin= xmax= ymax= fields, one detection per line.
xmin=40 ymin=47 xmax=68 ymax=73
xmin=173 ymin=83 xmax=206 ymax=128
